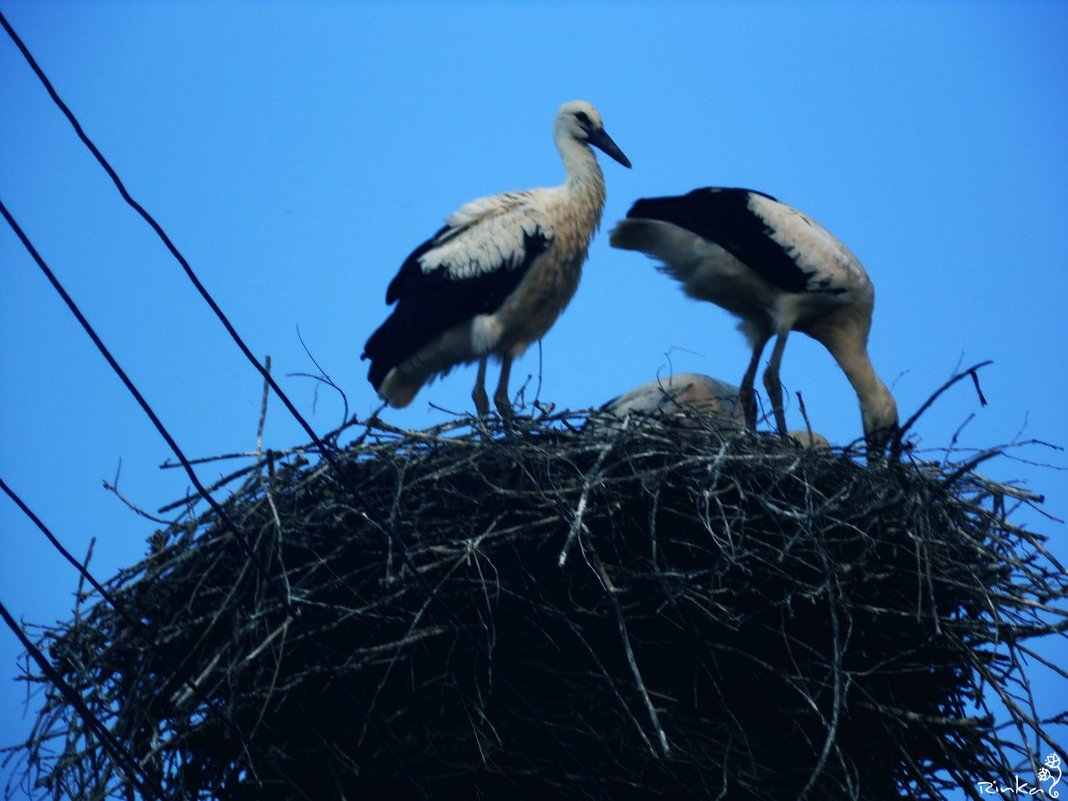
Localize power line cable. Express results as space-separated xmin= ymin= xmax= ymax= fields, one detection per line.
xmin=0 ymin=599 xmax=161 ymax=800
xmin=0 ymin=474 xmax=256 ymax=754
xmin=0 ymin=8 xmax=365 ymax=511
xmin=0 ymin=198 xmax=427 ymax=800
xmin=0 ymin=0 xmax=431 ymax=645
xmin=1 ymin=474 xmax=156 ymax=637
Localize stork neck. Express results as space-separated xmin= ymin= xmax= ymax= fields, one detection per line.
xmin=839 ymin=350 xmax=881 ymax=409
xmin=558 ymin=136 xmax=606 ymax=201
xmin=834 ymin=343 xmax=897 ymax=439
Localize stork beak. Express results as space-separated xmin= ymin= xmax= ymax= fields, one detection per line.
xmin=587 ymin=126 xmax=632 ymax=168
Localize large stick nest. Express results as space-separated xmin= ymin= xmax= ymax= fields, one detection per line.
xmin=8 ymin=409 xmax=1067 ymax=800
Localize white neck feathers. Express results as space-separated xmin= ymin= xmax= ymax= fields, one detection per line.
xmin=554 ymin=133 xmax=606 ymax=232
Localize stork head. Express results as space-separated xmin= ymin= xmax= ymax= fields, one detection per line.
xmin=555 ymin=100 xmax=631 ymax=168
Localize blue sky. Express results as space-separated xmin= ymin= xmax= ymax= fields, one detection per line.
xmin=1 ymin=1 xmax=1066 ymax=796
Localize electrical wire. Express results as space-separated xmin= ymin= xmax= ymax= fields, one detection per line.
xmin=0 ymin=8 xmax=377 ymax=533
xmin=0 ymin=599 xmax=161 ymax=800
xmin=0 ymin=197 xmax=428 ymax=801
xmin=1 ymin=474 xmax=154 ymax=637
xmin=0 ymin=474 xmax=256 ymax=757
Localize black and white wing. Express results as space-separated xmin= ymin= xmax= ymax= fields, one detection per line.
xmin=362 ymin=191 xmax=554 ymax=390
xmin=619 ymin=188 xmax=863 ymax=296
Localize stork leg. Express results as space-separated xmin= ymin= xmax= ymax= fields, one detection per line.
xmin=472 ymin=356 xmax=490 ymax=418
xmin=739 ymin=334 xmax=770 ymax=429
xmin=493 ymin=356 xmax=514 ymax=421
xmin=762 ymin=331 xmax=791 ymax=436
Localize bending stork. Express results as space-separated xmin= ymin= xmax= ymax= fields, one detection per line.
xmin=362 ymin=100 xmax=631 ymax=418
xmin=609 ymin=188 xmax=898 ymax=453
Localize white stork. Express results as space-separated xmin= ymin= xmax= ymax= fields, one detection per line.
xmin=362 ymin=100 xmax=631 ymax=418
xmin=609 ymin=188 xmax=898 ymax=453
xmin=603 ymin=372 xmax=744 ymax=428
xmin=600 ymin=372 xmax=830 ymax=448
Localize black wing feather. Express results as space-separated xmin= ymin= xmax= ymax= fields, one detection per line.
xmin=384 ymin=224 xmax=453 ymax=304
xmin=362 ymin=228 xmax=551 ymax=390
xmin=626 ymin=187 xmax=816 ymax=294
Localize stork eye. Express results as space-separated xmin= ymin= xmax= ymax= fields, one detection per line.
xmin=575 ymin=111 xmax=591 ymax=126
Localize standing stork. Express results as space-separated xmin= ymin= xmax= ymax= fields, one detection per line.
xmin=609 ymin=188 xmax=898 ymax=453
xmin=362 ymin=100 xmax=631 ymax=419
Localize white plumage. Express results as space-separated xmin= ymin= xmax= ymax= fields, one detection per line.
xmin=603 ymin=373 xmax=744 ymax=428
xmin=363 ymin=100 xmax=630 ymax=418
xmin=600 ymin=372 xmax=830 ymax=448
xmin=610 ymin=188 xmax=898 ymax=453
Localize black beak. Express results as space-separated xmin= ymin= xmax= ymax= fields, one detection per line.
xmin=586 ymin=126 xmax=632 ymax=168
